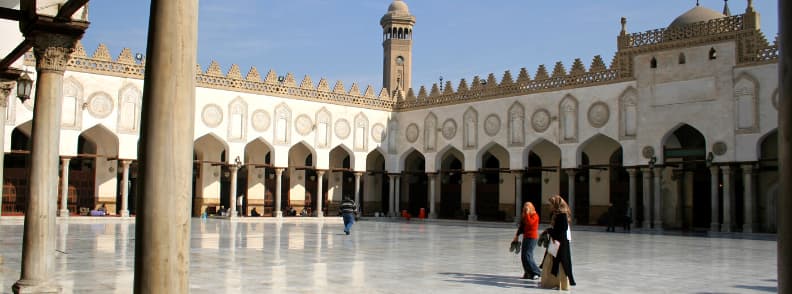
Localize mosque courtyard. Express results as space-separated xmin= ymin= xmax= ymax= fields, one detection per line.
xmin=0 ymin=218 xmax=778 ymax=293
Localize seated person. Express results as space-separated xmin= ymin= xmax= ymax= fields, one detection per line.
xmin=250 ymin=207 xmax=261 ymax=217
xmin=300 ymin=207 xmax=308 ymax=216
xmin=289 ymin=207 xmax=297 ymax=216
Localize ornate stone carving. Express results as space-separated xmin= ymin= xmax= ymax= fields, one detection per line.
xmin=117 ymin=84 xmax=141 ymax=134
xmin=712 ymin=141 xmax=728 ymax=156
xmin=227 ymin=98 xmax=248 ymax=142
xmin=371 ymin=123 xmax=386 ymax=143
xmin=559 ymin=95 xmax=579 ymax=143
xmin=442 ymin=119 xmax=457 ymax=140
xmin=587 ymin=101 xmax=610 ymax=128
xmin=620 ymin=88 xmax=638 ymax=139
xmin=508 ymin=102 xmax=525 ymax=146
xmin=424 ymin=113 xmax=438 ymax=152
xmin=274 ymin=104 xmax=291 ymax=145
xmin=87 ymin=92 xmax=114 ymax=119
xmin=335 ymin=119 xmax=351 ymax=140
xmin=406 ymin=123 xmax=419 ymax=143
xmin=354 ymin=113 xmax=369 ymax=151
xmin=295 ymin=114 xmax=313 ymax=136
xmin=0 ymin=82 xmax=13 ymax=108
xmin=61 ymin=77 xmax=83 ymax=130
xmin=642 ymin=146 xmax=655 ymax=159
xmin=388 ymin=119 xmax=399 ymax=154
xmin=32 ymin=33 xmax=79 ymax=72
xmin=531 ymin=109 xmax=551 ymax=133
xmin=484 ymin=114 xmax=501 ymax=136
xmin=315 ymin=108 xmax=331 ymax=148
xmin=734 ymin=74 xmax=759 ymax=134
xmin=251 ymin=110 xmax=271 ymax=132
xmin=463 ymin=108 xmax=478 ymax=149
xmin=201 ymin=104 xmax=223 ymax=128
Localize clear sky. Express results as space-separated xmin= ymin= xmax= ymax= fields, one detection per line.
xmin=80 ymin=0 xmax=779 ymax=92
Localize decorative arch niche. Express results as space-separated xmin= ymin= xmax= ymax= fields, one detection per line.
xmin=734 ymin=73 xmax=759 ymax=134
xmin=228 ymin=97 xmax=248 ymax=142
xmin=463 ymin=107 xmax=478 ymax=150
xmin=315 ymin=108 xmax=331 ymax=149
xmin=619 ymin=87 xmax=638 ymax=139
xmin=559 ymin=95 xmax=579 ymax=143
xmin=354 ymin=113 xmax=369 ymax=152
xmin=117 ymin=84 xmax=142 ymax=134
xmin=508 ymin=102 xmax=525 ymax=146
xmin=274 ymin=103 xmax=291 ymax=145
xmin=424 ymin=112 xmax=438 ymax=152
xmin=62 ymin=76 xmax=84 ymax=130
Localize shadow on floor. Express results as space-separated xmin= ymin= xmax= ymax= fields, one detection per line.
xmin=438 ymin=272 xmax=538 ymax=289
xmin=733 ymin=285 xmax=777 ymax=293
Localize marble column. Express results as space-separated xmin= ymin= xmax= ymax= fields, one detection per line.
xmin=641 ymin=168 xmax=652 ymax=228
xmin=354 ymin=172 xmax=362 ymax=215
xmin=514 ymin=172 xmax=523 ymax=222
xmin=565 ymin=169 xmax=576 ymax=222
xmin=709 ymin=166 xmax=720 ymax=232
xmin=274 ymin=168 xmax=284 ymax=218
xmin=627 ymin=168 xmax=638 ymax=226
xmin=120 ymin=160 xmax=132 ymax=217
xmin=721 ymin=165 xmax=735 ymax=232
xmin=778 ymin=0 xmax=792 ymax=290
xmin=316 ymin=170 xmax=325 ymax=218
xmin=653 ymin=167 xmax=663 ymax=230
xmin=59 ymin=157 xmax=71 ymax=217
xmin=428 ymin=173 xmax=437 ymax=219
xmin=469 ymin=173 xmax=477 ymax=221
xmin=228 ymin=165 xmax=239 ymax=219
xmin=388 ymin=174 xmax=396 ymax=216
xmin=673 ymin=170 xmax=686 ymax=229
xmin=742 ymin=164 xmax=756 ymax=233
xmin=394 ymin=175 xmax=401 ymax=214
xmin=132 ymin=0 xmax=198 ymax=292
xmin=14 ymin=32 xmax=82 ymax=294
xmin=0 ymin=83 xmax=9 ymax=218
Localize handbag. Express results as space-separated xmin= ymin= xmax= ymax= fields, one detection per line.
xmin=548 ymin=238 xmax=561 ymax=257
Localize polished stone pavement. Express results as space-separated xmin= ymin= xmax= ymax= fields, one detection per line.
xmin=0 ymin=217 xmax=778 ymax=293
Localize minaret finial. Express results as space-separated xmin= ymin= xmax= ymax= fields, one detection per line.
xmin=723 ymin=0 xmax=731 ymax=16
xmin=696 ymin=0 xmax=700 ymax=6
xmin=746 ymin=0 xmax=754 ymax=12
xmin=620 ymin=17 xmax=627 ymax=35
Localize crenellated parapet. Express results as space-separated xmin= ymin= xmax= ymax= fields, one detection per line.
xmin=24 ymin=42 xmax=397 ymax=111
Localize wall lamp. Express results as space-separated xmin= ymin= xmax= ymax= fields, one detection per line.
xmin=16 ymin=72 xmax=33 ymax=103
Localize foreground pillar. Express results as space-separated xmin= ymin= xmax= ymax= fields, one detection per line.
xmin=742 ymin=164 xmax=756 ymax=233
xmin=59 ymin=157 xmax=71 ymax=217
xmin=228 ymin=165 xmax=238 ymax=219
xmin=120 ymin=160 xmax=132 ymax=217
xmin=354 ymin=172 xmax=362 ymax=215
xmin=428 ymin=173 xmax=437 ymax=219
xmin=777 ymin=2 xmax=791 ymax=292
xmin=316 ymin=170 xmax=324 ymax=218
xmin=565 ymin=169 xmax=576 ymax=223
xmin=14 ymin=32 xmax=82 ymax=294
xmin=709 ymin=166 xmax=720 ymax=232
xmin=469 ymin=173 xmax=477 ymax=221
xmin=274 ymin=168 xmax=284 ymax=218
xmin=641 ymin=168 xmax=652 ymax=228
xmin=0 ymin=83 xmax=9 ymax=218
xmin=132 ymin=1 xmax=198 ymax=293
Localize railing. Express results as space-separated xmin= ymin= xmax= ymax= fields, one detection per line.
xmin=620 ymin=14 xmax=744 ymax=49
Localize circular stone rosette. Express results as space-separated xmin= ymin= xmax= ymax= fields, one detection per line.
xmin=712 ymin=141 xmax=728 ymax=156
xmin=87 ymin=92 xmax=114 ymax=119
xmin=587 ymin=101 xmax=610 ymax=128
xmin=406 ymin=123 xmax=420 ymax=143
xmin=441 ymin=119 xmax=457 ymax=140
xmin=201 ymin=104 xmax=223 ymax=128
xmin=295 ymin=114 xmax=313 ymax=136
xmin=335 ymin=119 xmax=351 ymax=140
xmin=531 ymin=109 xmax=551 ymax=133
xmin=371 ymin=123 xmax=386 ymax=143
xmin=251 ymin=110 xmax=271 ymax=132
xmin=642 ymin=146 xmax=655 ymax=159
xmin=484 ymin=114 xmax=501 ymax=137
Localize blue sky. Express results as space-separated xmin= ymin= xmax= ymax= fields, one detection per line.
xmin=80 ymin=0 xmax=779 ymax=92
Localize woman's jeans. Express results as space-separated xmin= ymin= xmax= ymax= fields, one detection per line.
xmin=342 ymin=213 xmax=355 ymax=233
xmin=521 ymin=238 xmax=541 ymax=276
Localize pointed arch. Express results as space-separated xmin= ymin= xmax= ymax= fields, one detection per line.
xmin=194 ymin=133 xmax=230 ymax=162
xmin=734 ymin=72 xmax=760 ymax=133
xmin=476 ymin=142 xmax=510 ymax=170
xmin=508 ymin=102 xmax=525 ymax=146
xmin=424 ymin=112 xmax=438 ymax=152
xmin=288 ymin=140 xmax=317 ymax=167
xmin=79 ymin=124 xmax=120 ymax=157
xmin=524 ymin=138 xmax=561 ymax=168
xmin=244 ymin=137 xmax=275 ymax=165
xmin=577 ymin=133 xmax=622 ymax=165
xmin=62 ymin=76 xmax=84 ymax=130
xmin=559 ymin=94 xmax=579 ymax=143
xmin=757 ymin=128 xmax=778 ymax=160
xmin=117 ymin=83 xmax=142 ymax=134
xmin=619 ymin=87 xmax=638 ymax=139
xmin=661 ymin=123 xmax=707 ymax=164
xmin=436 ymin=145 xmax=465 ymax=171
xmin=315 ymin=107 xmax=332 ymax=149
xmin=330 ymin=144 xmax=355 ymax=170
xmin=228 ymin=97 xmax=248 ymax=142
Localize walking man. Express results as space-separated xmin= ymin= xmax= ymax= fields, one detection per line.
xmin=340 ymin=196 xmax=357 ymax=235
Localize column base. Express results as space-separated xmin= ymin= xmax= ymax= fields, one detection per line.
xmin=120 ymin=210 xmax=130 ymax=218
xmin=228 ymin=215 xmax=239 ymax=222
xmin=13 ymin=280 xmax=61 ymax=294
xmin=274 ymin=211 xmax=283 ymax=218
xmin=710 ymin=223 xmax=720 ymax=232
xmin=722 ymin=223 xmax=733 ymax=233
xmin=429 ymin=213 xmax=437 ymax=219
xmin=468 ymin=214 xmax=478 ymax=221
xmin=316 ymin=212 xmax=324 ymax=218
xmin=642 ymin=221 xmax=651 ymax=229
xmin=58 ymin=209 xmax=69 ymax=217
xmin=653 ymin=221 xmax=663 ymax=231
xmin=743 ymin=224 xmax=755 ymax=233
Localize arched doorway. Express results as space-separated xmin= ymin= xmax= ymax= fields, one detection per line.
xmin=758 ymin=130 xmax=778 ymax=233
xmin=439 ymin=147 xmax=464 ymax=219
xmin=478 ymin=144 xmax=509 ymax=221
xmin=3 ymin=122 xmax=32 ymax=215
xmin=576 ymin=135 xmax=622 ymax=225
xmin=662 ymin=124 xmax=711 ymax=230
xmin=77 ymin=125 xmax=120 ymax=215
xmin=330 ymin=145 xmax=355 ymax=215
xmin=524 ymin=139 xmax=562 ymax=223
xmin=245 ymin=138 xmax=274 ymax=216
xmin=365 ymin=150 xmax=387 ymax=216
xmin=193 ymin=133 xmax=228 ymax=217
xmin=287 ymin=142 xmax=316 ymax=216
xmin=403 ymin=150 xmax=427 ymax=217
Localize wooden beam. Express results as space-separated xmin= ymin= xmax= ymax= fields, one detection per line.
xmin=0 ymin=7 xmax=20 ymax=21
xmin=0 ymin=40 xmax=32 ymax=73
xmin=55 ymin=0 xmax=89 ymax=21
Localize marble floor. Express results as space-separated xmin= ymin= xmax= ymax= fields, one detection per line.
xmin=0 ymin=218 xmax=779 ymax=293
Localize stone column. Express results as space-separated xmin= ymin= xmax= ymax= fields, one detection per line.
xmin=14 ymin=32 xmax=82 ymax=294
xmin=653 ymin=167 xmax=663 ymax=230
xmin=742 ymin=164 xmax=756 ymax=233
xmin=0 ymin=83 xmax=9 ymax=218
xmin=428 ymin=173 xmax=437 ymax=219
xmin=120 ymin=160 xmax=132 ymax=217
xmin=59 ymin=157 xmax=71 ymax=217
xmin=673 ymin=170 xmax=686 ymax=229
xmin=132 ymin=1 xmax=198 ymax=292
xmin=354 ymin=172 xmax=363 ymax=215
xmin=469 ymin=173 xmax=477 ymax=221
xmin=316 ymin=170 xmax=325 ymax=218
xmin=274 ymin=168 xmax=284 ymax=218
xmin=721 ymin=165 xmax=735 ymax=232
xmin=228 ymin=165 xmax=238 ymax=219
xmin=565 ymin=169 xmax=576 ymax=222
xmin=641 ymin=168 xmax=652 ymax=228
xmin=778 ymin=1 xmax=792 ymax=290
xmin=394 ymin=175 xmax=401 ymax=214
xmin=388 ymin=174 xmax=396 ymax=216
xmin=627 ymin=168 xmax=638 ymax=226
xmin=709 ymin=166 xmax=720 ymax=232
xmin=514 ymin=172 xmax=523 ymax=222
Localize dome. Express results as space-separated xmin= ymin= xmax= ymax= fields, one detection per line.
xmin=387 ymin=0 xmax=410 ymax=14
xmin=668 ymin=6 xmax=726 ymax=29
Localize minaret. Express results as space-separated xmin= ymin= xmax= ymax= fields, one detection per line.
xmin=381 ymin=0 xmax=416 ymax=96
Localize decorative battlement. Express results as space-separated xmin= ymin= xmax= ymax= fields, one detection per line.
xmin=618 ymin=14 xmax=745 ymax=49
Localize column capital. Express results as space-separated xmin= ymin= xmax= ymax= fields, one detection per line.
xmin=30 ymin=33 xmax=82 ymax=73
xmin=640 ymin=167 xmax=653 ymax=174
xmin=120 ymin=159 xmax=133 ymax=167
xmin=0 ymin=82 xmax=13 ymax=108
xmin=709 ymin=165 xmax=720 ymax=174
xmin=316 ymin=170 xmax=326 ymax=176
xmin=653 ymin=167 xmax=663 ymax=174
xmin=740 ymin=163 xmax=756 ymax=173
xmin=720 ymin=164 xmax=734 ymax=173
xmin=626 ymin=167 xmax=639 ymax=176
xmin=274 ymin=167 xmax=285 ymax=175
xmin=354 ymin=171 xmax=365 ymax=176
xmin=564 ymin=169 xmax=577 ymax=176
xmin=228 ymin=165 xmax=239 ymax=172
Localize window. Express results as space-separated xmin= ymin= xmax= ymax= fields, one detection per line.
xmin=678 ymin=53 xmax=686 ymax=64
xmin=709 ymin=48 xmax=717 ymax=60
xmin=650 ymin=57 xmax=657 ymax=68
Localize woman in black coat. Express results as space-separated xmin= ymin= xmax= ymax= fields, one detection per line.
xmin=540 ymin=195 xmax=576 ymax=290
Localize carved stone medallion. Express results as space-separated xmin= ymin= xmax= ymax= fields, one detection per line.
xmin=335 ymin=119 xmax=351 ymax=140
xmin=251 ymin=110 xmax=271 ymax=132
xmin=712 ymin=141 xmax=728 ymax=156
xmin=484 ymin=114 xmax=501 ymax=137
xmin=642 ymin=146 xmax=655 ymax=159
xmin=531 ymin=109 xmax=551 ymax=133
xmin=587 ymin=101 xmax=610 ymax=128
xmin=295 ymin=114 xmax=313 ymax=135
xmin=87 ymin=93 xmax=114 ymax=119
xmin=442 ymin=119 xmax=457 ymax=140
xmin=406 ymin=123 xmax=419 ymax=143
xmin=201 ymin=104 xmax=223 ymax=128
xmin=371 ymin=123 xmax=386 ymax=143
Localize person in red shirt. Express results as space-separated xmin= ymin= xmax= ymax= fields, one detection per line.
xmin=513 ymin=201 xmax=541 ymax=279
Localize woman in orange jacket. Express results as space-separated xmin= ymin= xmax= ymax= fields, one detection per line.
xmin=513 ymin=201 xmax=541 ymax=279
